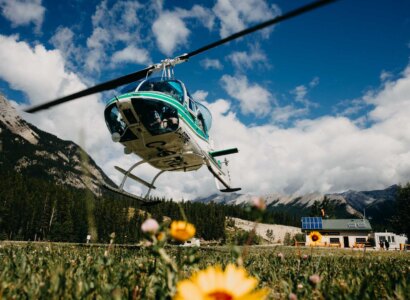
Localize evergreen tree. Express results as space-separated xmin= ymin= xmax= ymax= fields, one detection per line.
xmin=391 ymin=183 xmax=410 ymax=237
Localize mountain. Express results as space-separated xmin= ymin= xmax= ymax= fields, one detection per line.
xmin=0 ymin=94 xmax=114 ymax=193
xmin=195 ymin=185 xmax=399 ymax=228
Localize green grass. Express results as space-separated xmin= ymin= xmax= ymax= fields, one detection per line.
xmin=0 ymin=243 xmax=409 ymax=299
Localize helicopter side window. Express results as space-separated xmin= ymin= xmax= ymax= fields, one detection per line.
xmin=188 ymin=98 xmax=197 ymax=118
xmin=196 ymin=101 xmax=212 ymax=131
xmin=104 ymin=104 xmax=126 ymax=135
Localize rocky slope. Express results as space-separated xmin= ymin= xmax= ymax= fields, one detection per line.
xmin=0 ymin=94 xmax=114 ymax=194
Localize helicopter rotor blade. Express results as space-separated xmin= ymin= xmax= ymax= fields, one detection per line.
xmin=25 ymin=65 xmax=155 ymax=113
xmin=183 ymin=0 xmax=337 ymax=59
xmin=25 ymin=0 xmax=337 ymax=113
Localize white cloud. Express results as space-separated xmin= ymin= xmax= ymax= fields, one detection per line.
xmin=152 ymin=5 xmax=214 ymax=56
xmin=206 ymin=63 xmax=410 ymax=196
xmin=176 ymin=5 xmax=215 ymax=31
xmin=212 ymin=0 xmax=280 ymax=37
xmin=85 ymin=0 xmax=148 ymax=72
xmin=200 ymin=58 xmax=223 ymax=70
xmin=290 ymin=78 xmax=319 ymax=110
xmin=271 ymin=105 xmax=308 ymax=124
xmin=221 ymin=74 xmax=273 ymax=117
xmin=192 ymin=90 xmax=209 ymax=102
xmin=335 ymin=98 xmax=368 ymax=118
xmin=292 ymin=85 xmax=308 ymax=102
xmin=86 ymin=27 xmax=110 ymax=72
xmin=0 ymin=0 xmax=45 ymax=32
xmin=111 ymin=45 xmax=151 ymax=65
xmin=152 ymin=12 xmax=190 ymax=56
xmin=365 ymin=66 xmax=410 ymax=124
xmin=227 ymin=46 xmax=268 ymax=71
xmin=50 ymin=27 xmax=82 ymax=71
xmin=380 ymin=70 xmax=392 ymax=82
xmin=0 ymin=35 xmax=82 ymax=103
xmin=92 ymin=0 xmax=141 ymax=29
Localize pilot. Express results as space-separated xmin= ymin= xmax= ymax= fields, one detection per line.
xmin=147 ymin=82 xmax=155 ymax=91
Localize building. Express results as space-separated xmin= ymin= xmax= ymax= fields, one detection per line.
xmin=302 ymin=217 xmax=372 ymax=248
xmin=181 ymin=238 xmax=200 ymax=247
xmin=371 ymin=232 xmax=408 ymax=250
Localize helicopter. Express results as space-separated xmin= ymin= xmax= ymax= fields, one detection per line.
xmin=25 ymin=0 xmax=337 ymax=204
xmin=102 ymin=60 xmax=241 ymax=199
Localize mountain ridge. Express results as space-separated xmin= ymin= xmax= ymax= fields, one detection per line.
xmin=194 ymin=185 xmax=399 ymax=223
xmin=0 ymin=94 xmax=114 ymax=193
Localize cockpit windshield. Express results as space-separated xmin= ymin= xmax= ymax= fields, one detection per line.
xmin=120 ymin=81 xmax=141 ymax=93
xmin=137 ymin=78 xmax=184 ymax=104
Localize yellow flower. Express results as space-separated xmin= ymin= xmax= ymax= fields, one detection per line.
xmin=170 ymin=221 xmax=196 ymax=242
xmin=309 ymin=231 xmax=322 ymax=246
xmin=156 ymin=232 xmax=166 ymax=242
xmin=174 ymin=264 xmax=269 ymax=300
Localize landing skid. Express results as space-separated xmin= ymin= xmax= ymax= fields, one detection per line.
xmin=101 ymin=182 xmax=160 ymax=206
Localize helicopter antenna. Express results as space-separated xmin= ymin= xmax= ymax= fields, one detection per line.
xmin=25 ymin=0 xmax=337 ymax=113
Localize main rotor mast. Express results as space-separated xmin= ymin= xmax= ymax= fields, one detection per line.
xmin=149 ymin=54 xmax=189 ymax=79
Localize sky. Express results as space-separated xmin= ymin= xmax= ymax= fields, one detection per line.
xmin=1 ymin=0 xmax=410 ymax=199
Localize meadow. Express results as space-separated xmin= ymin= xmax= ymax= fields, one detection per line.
xmin=0 ymin=242 xmax=409 ymax=299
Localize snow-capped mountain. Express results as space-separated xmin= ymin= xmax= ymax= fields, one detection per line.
xmin=195 ymin=185 xmax=399 ymax=220
xmin=0 ymin=94 xmax=113 ymax=193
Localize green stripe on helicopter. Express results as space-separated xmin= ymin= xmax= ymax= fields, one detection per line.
xmin=107 ymin=92 xmax=209 ymax=141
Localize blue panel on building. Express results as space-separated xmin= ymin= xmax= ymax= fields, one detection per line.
xmin=301 ymin=217 xmax=323 ymax=230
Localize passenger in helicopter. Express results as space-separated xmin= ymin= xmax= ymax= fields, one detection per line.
xmin=161 ymin=106 xmax=178 ymax=131
xmin=148 ymin=109 xmax=162 ymax=130
xmin=147 ymin=83 xmax=155 ymax=90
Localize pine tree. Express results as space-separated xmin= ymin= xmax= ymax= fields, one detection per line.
xmin=391 ymin=183 xmax=410 ymax=237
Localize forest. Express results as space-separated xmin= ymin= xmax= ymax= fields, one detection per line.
xmin=0 ymin=170 xmax=300 ymax=243
xmin=3 ymin=167 xmax=407 ymax=244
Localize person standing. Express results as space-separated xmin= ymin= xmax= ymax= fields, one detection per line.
xmin=384 ymin=239 xmax=390 ymax=251
xmin=379 ymin=240 xmax=384 ymax=250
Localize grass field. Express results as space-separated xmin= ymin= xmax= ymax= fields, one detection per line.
xmin=0 ymin=242 xmax=409 ymax=299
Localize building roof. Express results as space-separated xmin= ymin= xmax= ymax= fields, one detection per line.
xmin=321 ymin=219 xmax=372 ymax=231
xmin=301 ymin=217 xmax=372 ymax=231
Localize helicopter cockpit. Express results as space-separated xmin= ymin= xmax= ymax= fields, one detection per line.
xmin=105 ymin=77 xmax=212 ymax=139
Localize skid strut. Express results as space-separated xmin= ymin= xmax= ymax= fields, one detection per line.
xmin=115 ymin=160 xmax=167 ymax=199
xmin=114 ymin=153 xmax=190 ymax=198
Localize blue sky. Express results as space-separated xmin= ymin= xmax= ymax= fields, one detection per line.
xmin=1 ymin=0 xmax=410 ymax=198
